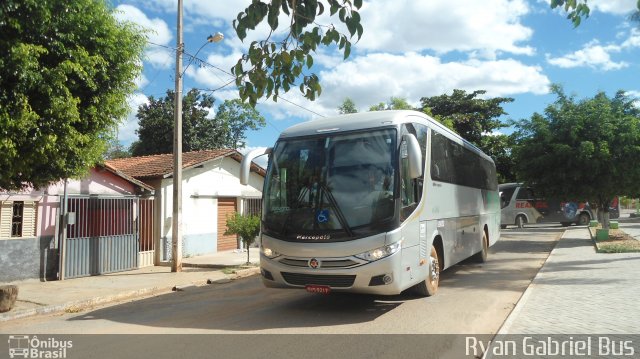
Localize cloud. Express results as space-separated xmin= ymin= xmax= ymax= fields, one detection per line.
xmin=588 ymin=0 xmax=639 ymax=15
xmin=355 ymin=0 xmax=534 ymax=57
xmin=117 ymin=93 xmax=149 ymax=145
xmin=622 ymin=28 xmax=640 ymax=48
xmin=546 ymin=39 xmax=631 ymax=70
xmin=130 ymin=0 xmax=534 ymax=59
xmin=191 ymin=54 xmax=549 ymax=121
xmin=313 ymin=53 xmax=549 ymax=115
xmin=115 ymin=5 xmax=174 ymax=69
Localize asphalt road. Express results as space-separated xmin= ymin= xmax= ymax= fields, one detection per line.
xmin=1 ymin=225 xmax=565 ymax=358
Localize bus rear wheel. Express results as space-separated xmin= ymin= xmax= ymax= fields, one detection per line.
xmin=472 ymin=231 xmax=489 ymax=263
xmin=412 ymin=246 xmax=440 ymax=297
xmin=577 ymin=213 xmax=590 ymax=226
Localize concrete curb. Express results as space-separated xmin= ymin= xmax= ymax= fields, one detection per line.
xmin=0 ymin=285 xmax=175 ymax=323
xmin=232 ymin=267 xmax=260 ymax=279
xmin=182 ymin=263 xmax=229 ymax=269
xmin=183 ymin=263 xmax=260 ymax=269
xmin=0 ymin=268 xmax=261 ymax=323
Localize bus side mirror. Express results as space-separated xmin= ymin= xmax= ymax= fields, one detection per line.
xmin=402 ymin=134 xmax=422 ymax=179
xmin=240 ymin=147 xmax=272 ymax=185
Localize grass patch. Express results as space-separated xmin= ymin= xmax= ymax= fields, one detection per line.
xmin=589 ymin=226 xmax=640 ymax=253
xmin=64 ymin=305 xmax=86 ymax=313
xmin=220 ymin=266 xmax=240 ymax=275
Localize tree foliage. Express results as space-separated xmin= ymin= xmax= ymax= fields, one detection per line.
xmin=420 ymin=90 xmax=516 ymax=181
xmin=104 ymin=139 xmax=131 ymax=160
xmin=420 ymin=90 xmax=513 ymax=145
xmin=513 ymin=85 xmax=640 ymax=221
xmin=0 ymin=0 xmax=145 ymax=190
xmin=551 ymin=0 xmax=640 ymax=27
xmin=368 ymin=97 xmax=414 ymax=112
xmin=130 ymin=89 xmax=265 ymax=156
xmin=232 ymin=0 xmax=364 ymax=106
xmin=224 ymin=213 xmax=261 ymax=264
xmin=338 ymin=98 xmax=358 ymax=114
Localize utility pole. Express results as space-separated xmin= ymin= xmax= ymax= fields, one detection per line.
xmin=172 ymin=0 xmax=183 ymax=272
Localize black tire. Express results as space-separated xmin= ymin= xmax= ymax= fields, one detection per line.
xmin=412 ymin=246 xmax=441 ymax=297
xmin=472 ymin=231 xmax=489 ymax=263
xmin=500 ymin=224 xmax=507 ymax=229
xmin=516 ymin=215 xmax=526 ymax=228
xmin=577 ymin=212 xmax=590 ymax=226
xmin=561 ymin=222 xmax=571 ymax=227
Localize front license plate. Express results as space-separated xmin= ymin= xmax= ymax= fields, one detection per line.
xmin=305 ymin=285 xmax=331 ymax=294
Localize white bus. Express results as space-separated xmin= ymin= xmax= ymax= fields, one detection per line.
xmin=241 ymin=110 xmax=500 ymax=296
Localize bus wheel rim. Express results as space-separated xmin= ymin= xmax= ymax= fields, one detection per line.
xmin=430 ymin=252 xmax=439 ymax=285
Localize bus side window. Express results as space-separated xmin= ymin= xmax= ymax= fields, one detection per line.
xmin=516 ymin=188 xmax=533 ymax=200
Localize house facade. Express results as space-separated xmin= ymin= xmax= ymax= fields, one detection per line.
xmin=106 ymin=149 xmax=265 ymax=263
xmin=0 ymin=167 xmax=154 ymax=283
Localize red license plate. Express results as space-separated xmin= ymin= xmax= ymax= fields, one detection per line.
xmin=305 ymin=285 xmax=331 ymax=294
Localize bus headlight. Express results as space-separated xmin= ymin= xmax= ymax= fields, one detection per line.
xmin=261 ymin=246 xmax=281 ymax=259
xmin=355 ymin=241 xmax=402 ymax=262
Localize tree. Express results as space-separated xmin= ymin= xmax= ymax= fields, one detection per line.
xmin=0 ymin=0 xmax=145 ymax=191
xmin=231 ymin=0 xmax=364 ymax=106
xmin=104 ymin=139 xmax=131 ymax=160
xmin=550 ymin=0 xmax=640 ymax=27
xmin=130 ymin=89 xmax=265 ymax=156
xmin=420 ymin=90 xmax=516 ymax=181
xmin=338 ymin=98 xmax=358 ymax=114
xmin=368 ymin=97 xmax=414 ymax=112
xmin=512 ymin=85 xmax=640 ymax=228
xmin=216 ymin=99 xmax=267 ymax=149
xmin=224 ymin=213 xmax=261 ymax=265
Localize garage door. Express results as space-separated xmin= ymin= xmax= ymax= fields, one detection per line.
xmin=217 ymin=198 xmax=238 ymax=251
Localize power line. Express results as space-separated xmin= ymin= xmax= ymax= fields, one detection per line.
xmin=146 ymin=41 xmax=327 ymax=120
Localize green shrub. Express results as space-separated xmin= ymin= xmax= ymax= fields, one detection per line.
xmin=224 ymin=213 xmax=260 ymax=264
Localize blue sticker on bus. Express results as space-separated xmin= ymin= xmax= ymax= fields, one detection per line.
xmin=317 ymin=209 xmax=329 ymax=223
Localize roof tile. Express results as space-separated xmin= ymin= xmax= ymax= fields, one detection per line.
xmin=105 ymin=149 xmax=237 ymax=179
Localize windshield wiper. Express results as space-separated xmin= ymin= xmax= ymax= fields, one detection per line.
xmin=318 ymin=182 xmax=354 ymax=238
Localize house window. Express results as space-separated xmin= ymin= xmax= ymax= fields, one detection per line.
xmin=243 ymin=198 xmax=262 ymax=217
xmin=11 ymin=201 xmax=24 ymax=237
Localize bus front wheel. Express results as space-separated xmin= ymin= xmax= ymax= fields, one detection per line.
xmin=412 ymin=246 xmax=441 ymax=297
xmin=516 ymin=215 xmax=526 ymax=228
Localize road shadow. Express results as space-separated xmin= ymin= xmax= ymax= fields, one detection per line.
xmin=67 ymin=276 xmax=415 ymax=331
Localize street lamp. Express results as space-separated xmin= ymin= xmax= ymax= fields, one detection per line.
xmin=172 ymin=0 xmax=223 ymax=272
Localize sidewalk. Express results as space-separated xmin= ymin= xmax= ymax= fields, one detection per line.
xmin=0 ymin=249 xmax=260 ymax=323
xmin=498 ymin=218 xmax=640 ymax=334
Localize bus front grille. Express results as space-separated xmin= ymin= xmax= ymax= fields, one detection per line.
xmin=281 ymin=272 xmax=356 ymax=287
xmin=278 ymin=258 xmax=360 ymax=268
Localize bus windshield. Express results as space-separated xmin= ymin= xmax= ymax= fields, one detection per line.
xmin=263 ymin=128 xmax=397 ymax=242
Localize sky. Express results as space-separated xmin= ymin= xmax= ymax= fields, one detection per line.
xmin=111 ymin=0 xmax=640 ymax=156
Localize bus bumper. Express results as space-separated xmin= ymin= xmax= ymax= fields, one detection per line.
xmin=259 ymin=251 xmax=407 ymax=295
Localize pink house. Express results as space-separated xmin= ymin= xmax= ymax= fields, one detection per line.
xmin=0 ymin=166 xmax=154 ymax=282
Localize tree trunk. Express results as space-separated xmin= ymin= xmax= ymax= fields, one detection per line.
xmin=602 ymin=209 xmax=610 ymax=229
xmin=600 ymin=198 xmax=611 ymax=229
xmin=247 ymin=244 xmax=250 ymax=265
